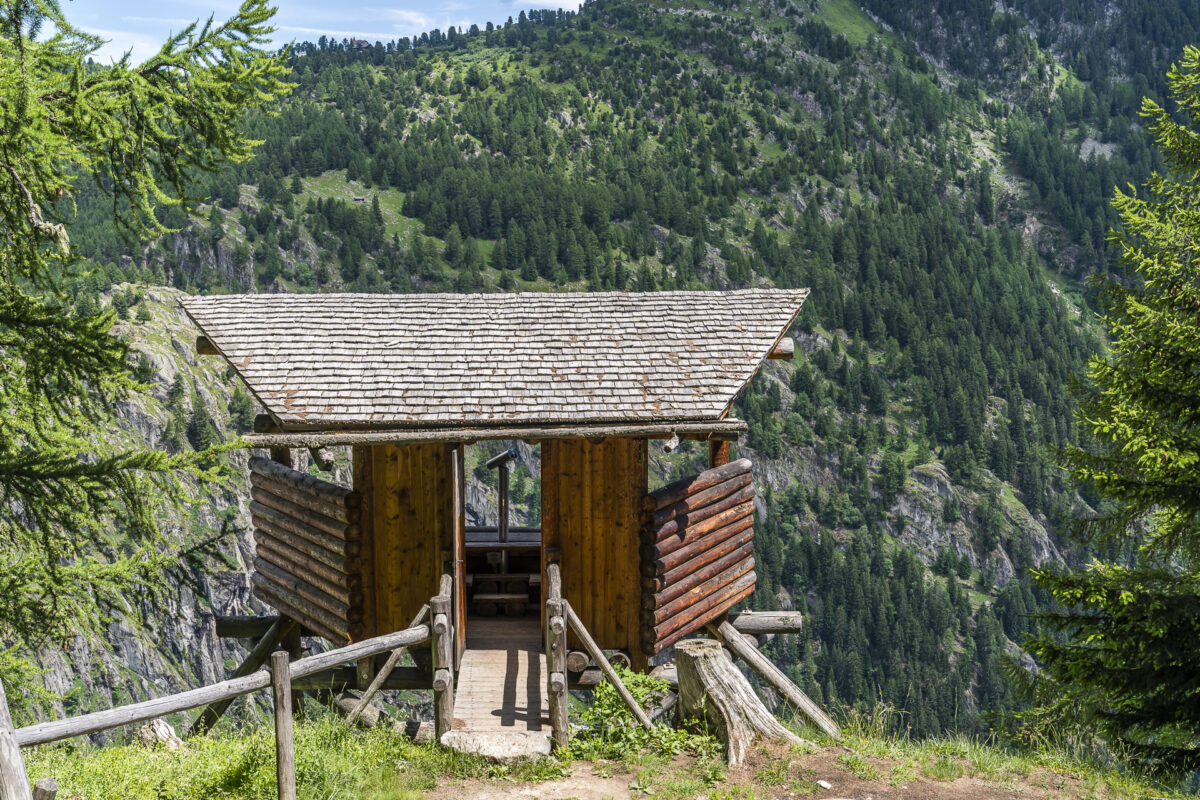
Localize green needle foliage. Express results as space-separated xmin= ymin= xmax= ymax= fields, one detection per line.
xmin=1022 ymin=46 xmax=1200 ymax=770
xmin=0 ymin=0 xmax=290 ymax=690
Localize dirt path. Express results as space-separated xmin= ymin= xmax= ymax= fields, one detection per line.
xmin=430 ymin=743 xmax=1103 ymax=800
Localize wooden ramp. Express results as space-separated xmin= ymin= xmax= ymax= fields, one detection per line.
xmin=442 ymin=616 xmax=553 ymax=761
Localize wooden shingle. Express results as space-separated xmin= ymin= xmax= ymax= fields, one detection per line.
xmin=180 ymin=289 xmax=808 ymax=431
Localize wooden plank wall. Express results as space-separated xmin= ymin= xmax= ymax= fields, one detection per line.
xmin=640 ymin=458 xmax=757 ymax=654
xmin=248 ymin=456 xmax=363 ymax=643
xmin=352 ymin=443 xmax=455 ymax=639
xmin=541 ymin=437 xmax=647 ymax=660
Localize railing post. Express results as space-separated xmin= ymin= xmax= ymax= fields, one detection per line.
xmin=0 ymin=677 xmax=32 ymax=800
xmin=431 ymin=573 xmax=455 ymax=741
xmin=270 ymin=650 xmax=297 ymax=800
xmin=544 ymin=560 xmax=569 ymax=749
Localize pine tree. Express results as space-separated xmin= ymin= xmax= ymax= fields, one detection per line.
xmin=0 ymin=0 xmax=290 ymax=686
xmin=1025 ymin=48 xmax=1200 ymax=770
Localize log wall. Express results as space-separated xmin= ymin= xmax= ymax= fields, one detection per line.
xmin=541 ymin=437 xmax=647 ymax=659
xmin=640 ymin=458 xmax=757 ymax=654
xmin=249 ymin=456 xmax=363 ymax=642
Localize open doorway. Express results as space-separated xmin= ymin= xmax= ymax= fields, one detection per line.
xmin=462 ymin=441 xmax=542 ymax=619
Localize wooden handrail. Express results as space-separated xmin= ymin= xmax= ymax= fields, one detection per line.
xmin=563 ymin=601 xmax=652 ymax=731
xmin=14 ymin=623 xmax=431 ymax=748
xmin=544 ymin=560 xmax=568 ymax=749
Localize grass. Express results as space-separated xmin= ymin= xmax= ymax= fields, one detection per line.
xmin=23 ymin=700 xmax=1188 ymax=800
xmin=24 ymin=714 xmax=497 ymax=800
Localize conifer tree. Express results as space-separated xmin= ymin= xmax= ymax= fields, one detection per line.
xmin=1023 ymin=47 xmax=1200 ymax=769
xmin=0 ymin=0 xmax=290 ymax=682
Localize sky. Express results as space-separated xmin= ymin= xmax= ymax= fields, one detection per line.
xmin=66 ymin=1 xmax=578 ymax=63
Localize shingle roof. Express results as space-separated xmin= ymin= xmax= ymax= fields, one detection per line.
xmin=180 ymin=289 xmax=808 ymax=430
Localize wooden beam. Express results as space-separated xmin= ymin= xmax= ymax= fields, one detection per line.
xmin=190 ymin=616 xmax=295 ymax=737
xmin=270 ymin=651 xmax=297 ymax=800
xmin=727 ymin=611 xmax=804 ymax=635
xmin=16 ymin=624 xmax=431 ymax=748
xmin=709 ymin=620 xmax=839 ymax=738
xmin=195 ymin=335 xmax=219 ymax=355
xmin=346 ymin=605 xmax=429 ymax=726
xmin=0 ymin=677 xmax=32 ymax=800
xmin=564 ymin=601 xmax=652 ymax=731
xmin=767 ymin=337 xmax=795 ymax=360
xmin=244 ymin=420 xmax=748 ymax=449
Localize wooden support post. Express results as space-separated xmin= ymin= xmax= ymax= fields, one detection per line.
xmin=0 ymin=677 xmax=32 ymax=800
xmin=31 ymin=779 xmax=57 ymax=800
xmin=431 ymin=575 xmax=454 ymax=741
xmin=190 ymin=617 xmax=296 ymax=737
xmin=283 ymin=625 xmax=304 ymax=718
xmin=563 ymin=601 xmax=652 ymax=731
xmin=708 ymin=439 xmax=730 ymax=468
xmin=676 ymin=639 xmax=808 ymax=766
xmin=346 ymin=605 xmax=429 ymax=727
xmin=270 ymin=651 xmax=297 ymax=800
xmin=709 ymin=620 xmax=839 ymax=738
xmin=544 ymin=562 xmax=568 ymax=749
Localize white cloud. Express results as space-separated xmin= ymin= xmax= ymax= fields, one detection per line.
xmin=277 ymin=24 xmax=403 ymax=40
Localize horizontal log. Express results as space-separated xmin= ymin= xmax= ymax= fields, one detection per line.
xmin=568 ymin=667 xmax=603 ymax=689
xmin=251 ymin=486 xmax=358 ymax=540
xmin=645 ymin=459 xmax=752 ymax=512
xmin=653 ymin=559 xmax=756 ymax=625
xmin=255 ymin=535 xmax=358 ymax=592
xmin=252 ymin=557 xmax=360 ymax=620
xmin=645 ymin=571 xmax=756 ymax=653
xmin=291 ymin=666 xmax=430 ymax=692
xmin=645 ymin=543 xmax=755 ymax=608
xmin=652 ymin=484 xmax=756 ymax=542
xmin=432 ymin=668 xmax=451 ymax=693
xmin=244 ymin=420 xmax=749 ymax=449
xmin=566 ymin=651 xmax=590 ymax=673
xmin=249 ymin=455 xmax=358 ymax=504
xmin=251 ymin=501 xmax=360 ymax=560
xmin=215 ymin=615 xmax=283 ymax=639
xmin=768 ymin=337 xmax=795 ymax=360
xmin=14 ymin=624 xmax=429 ymax=747
xmin=651 ymin=473 xmax=753 ymax=530
xmin=653 ymin=527 xmax=755 ymax=590
xmin=251 ymin=574 xmax=350 ymax=642
xmin=727 ymin=611 xmax=804 ymax=635
xmin=249 ymin=473 xmax=359 ymax=526
xmin=644 ymin=515 xmax=755 ymax=576
xmin=652 ymin=502 xmax=754 ymax=559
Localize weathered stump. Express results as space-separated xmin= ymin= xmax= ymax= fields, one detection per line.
xmin=675 ymin=639 xmax=809 ymax=766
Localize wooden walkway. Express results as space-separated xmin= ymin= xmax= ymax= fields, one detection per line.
xmin=452 ymin=616 xmax=549 ymax=734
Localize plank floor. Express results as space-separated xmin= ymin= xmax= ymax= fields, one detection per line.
xmin=452 ymin=616 xmax=549 ymax=733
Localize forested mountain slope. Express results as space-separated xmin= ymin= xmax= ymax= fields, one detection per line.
xmin=56 ymin=0 xmax=1179 ymax=738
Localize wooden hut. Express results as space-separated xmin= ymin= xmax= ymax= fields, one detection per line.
xmin=184 ymin=289 xmax=816 ymax=753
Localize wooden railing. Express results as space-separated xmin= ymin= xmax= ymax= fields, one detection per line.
xmin=0 ymin=622 xmax=432 ymax=800
xmin=543 ymin=559 xmax=568 ymax=748
xmin=429 ymin=573 xmax=455 ymax=740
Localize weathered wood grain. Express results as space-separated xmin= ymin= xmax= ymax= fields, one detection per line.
xmin=645 ymin=459 xmax=751 ymax=511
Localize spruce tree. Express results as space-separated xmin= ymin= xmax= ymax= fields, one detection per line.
xmin=1024 ymin=47 xmax=1200 ymax=769
xmin=0 ymin=0 xmax=290 ymax=684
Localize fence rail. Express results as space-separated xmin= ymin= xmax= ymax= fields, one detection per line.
xmin=0 ymin=622 xmax=432 ymax=800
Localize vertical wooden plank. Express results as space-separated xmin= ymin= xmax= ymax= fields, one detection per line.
xmin=270 ymin=650 xmax=296 ymax=800
xmin=708 ymin=440 xmax=730 ymax=468
xmin=451 ymin=444 xmax=467 ymax=665
xmin=0 ymin=676 xmax=33 ymax=800
xmin=352 ymin=446 xmax=376 ymax=640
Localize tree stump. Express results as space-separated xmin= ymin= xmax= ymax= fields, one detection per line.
xmin=675 ymin=639 xmax=810 ymax=766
